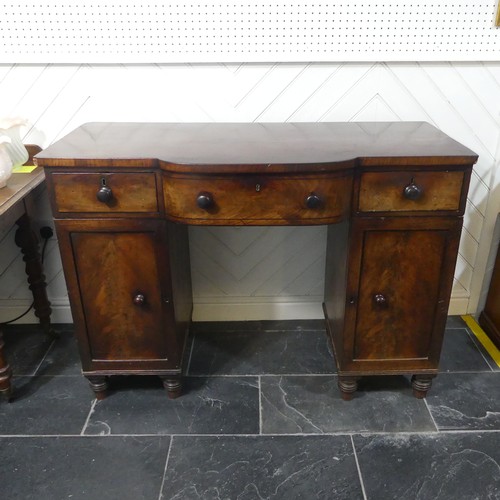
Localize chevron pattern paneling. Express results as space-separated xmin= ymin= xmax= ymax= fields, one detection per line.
xmin=0 ymin=62 xmax=498 ymax=321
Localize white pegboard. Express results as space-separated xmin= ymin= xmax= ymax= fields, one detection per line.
xmin=0 ymin=1 xmax=499 ymax=63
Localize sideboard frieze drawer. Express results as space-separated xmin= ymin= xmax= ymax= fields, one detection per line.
xmin=48 ymin=171 xmax=160 ymax=216
xmin=358 ymin=170 xmax=466 ymax=215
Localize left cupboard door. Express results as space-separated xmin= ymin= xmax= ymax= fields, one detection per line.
xmin=55 ymin=219 xmax=181 ymax=373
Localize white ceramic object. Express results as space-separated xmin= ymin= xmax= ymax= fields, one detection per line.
xmin=0 ymin=118 xmax=29 ymax=188
xmin=0 ymin=141 xmax=13 ymax=188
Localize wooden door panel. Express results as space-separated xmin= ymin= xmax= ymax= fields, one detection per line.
xmin=72 ymin=229 xmax=169 ymax=361
xmin=354 ymin=229 xmax=446 ymax=361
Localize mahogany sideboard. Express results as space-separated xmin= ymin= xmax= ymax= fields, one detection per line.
xmin=35 ymin=122 xmax=477 ymax=400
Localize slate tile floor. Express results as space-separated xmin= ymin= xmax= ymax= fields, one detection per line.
xmin=1 ymin=318 xmax=499 ymax=500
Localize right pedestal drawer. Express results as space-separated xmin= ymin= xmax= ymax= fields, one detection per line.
xmin=358 ymin=170 xmax=465 ymax=213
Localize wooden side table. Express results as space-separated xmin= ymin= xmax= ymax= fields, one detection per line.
xmin=0 ymin=145 xmax=53 ymax=401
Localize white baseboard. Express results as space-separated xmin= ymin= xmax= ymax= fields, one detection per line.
xmin=0 ymin=300 xmax=73 ymax=324
xmin=447 ymin=296 xmax=469 ymax=316
xmin=0 ymin=294 xmax=470 ymax=324
xmin=192 ymin=300 xmax=325 ymax=321
xmin=194 ymin=297 xmax=471 ymax=321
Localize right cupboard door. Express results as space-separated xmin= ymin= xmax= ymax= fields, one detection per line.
xmin=343 ymin=217 xmax=463 ymax=373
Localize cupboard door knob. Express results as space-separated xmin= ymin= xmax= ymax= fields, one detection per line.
xmin=196 ymin=192 xmax=214 ymax=210
xmin=403 ymin=181 xmax=422 ymax=201
xmin=133 ymin=293 xmax=145 ymax=306
xmin=305 ymin=193 xmax=322 ymax=209
xmin=97 ymin=185 xmax=113 ymax=203
xmin=373 ymin=294 xmax=387 ymax=306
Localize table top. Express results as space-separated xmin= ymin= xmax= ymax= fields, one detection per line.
xmin=35 ymin=122 xmax=478 ymax=173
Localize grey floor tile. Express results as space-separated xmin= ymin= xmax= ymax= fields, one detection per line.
xmin=448 ymin=317 xmax=500 ymax=372
xmin=426 ymin=372 xmax=500 ymax=430
xmin=190 ymin=319 xmax=325 ymax=334
xmin=36 ymin=330 xmax=82 ymax=376
xmin=161 ymin=435 xmax=363 ymax=499
xmin=439 ymin=328 xmax=493 ymax=372
xmin=466 ymin=330 xmax=500 ymax=373
xmin=445 ymin=315 xmax=468 ymax=329
xmin=0 ymin=375 xmax=94 ymax=435
xmin=353 ymin=432 xmax=500 ymax=500
xmin=0 ymin=436 xmax=170 ymax=500
xmin=261 ymin=375 xmax=436 ymax=434
xmin=3 ymin=326 xmax=53 ymax=375
xmin=188 ymin=329 xmax=335 ymax=376
xmin=85 ymin=376 xmax=259 ymax=435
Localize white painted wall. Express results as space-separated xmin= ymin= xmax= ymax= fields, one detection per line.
xmin=0 ymin=62 xmax=499 ymax=322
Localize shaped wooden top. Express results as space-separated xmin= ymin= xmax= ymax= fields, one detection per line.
xmin=35 ymin=122 xmax=477 ymax=173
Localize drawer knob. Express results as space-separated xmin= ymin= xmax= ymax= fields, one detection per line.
xmin=196 ymin=192 xmax=214 ymax=210
xmin=403 ymin=181 xmax=423 ymax=201
xmin=133 ymin=293 xmax=145 ymax=306
xmin=305 ymin=193 xmax=322 ymax=209
xmin=373 ymin=294 xmax=387 ymax=306
xmin=97 ymin=185 xmax=113 ymax=203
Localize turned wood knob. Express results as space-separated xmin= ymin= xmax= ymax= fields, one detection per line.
xmin=96 ymin=185 xmax=113 ymax=203
xmin=133 ymin=293 xmax=145 ymax=306
xmin=403 ymin=181 xmax=423 ymax=201
xmin=373 ymin=294 xmax=387 ymax=306
xmin=196 ymin=192 xmax=214 ymax=210
xmin=305 ymin=193 xmax=322 ymax=209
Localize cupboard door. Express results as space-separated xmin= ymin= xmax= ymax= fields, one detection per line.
xmin=56 ymin=219 xmax=179 ymax=369
xmin=344 ymin=217 xmax=461 ymax=371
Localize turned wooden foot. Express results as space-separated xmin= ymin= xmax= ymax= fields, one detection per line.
xmin=86 ymin=376 xmax=108 ymax=400
xmin=338 ymin=376 xmax=359 ymax=401
xmin=411 ymin=374 xmax=435 ymax=399
xmin=0 ymin=331 xmax=12 ymax=402
xmin=14 ymin=214 xmax=54 ymax=337
xmin=160 ymin=376 xmax=182 ymax=399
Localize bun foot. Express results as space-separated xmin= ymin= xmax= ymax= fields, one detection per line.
xmin=338 ymin=376 xmax=359 ymax=401
xmin=86 ymin=376 xmax=108 ymax=400
xmin=411 ymin=375 xmax=435 ymax=399
xmin=160 ymin=377 xmax=182 ymax=399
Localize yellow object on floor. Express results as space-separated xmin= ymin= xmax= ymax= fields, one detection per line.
xmin=461 ymin=314 xmax=500 ymax=368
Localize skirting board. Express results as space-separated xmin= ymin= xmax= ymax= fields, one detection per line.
xmin=0 ymin=296 xmax=470 ymax=324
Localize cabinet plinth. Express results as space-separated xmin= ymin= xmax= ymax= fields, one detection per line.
xmin=36 ymin=122 xmax=477 ymax=400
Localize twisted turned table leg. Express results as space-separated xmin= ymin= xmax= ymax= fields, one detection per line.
xmin=14 ymin=213 xmax=54 ymax=337
xmin=0 ymin=330 xmax=12 ymax=401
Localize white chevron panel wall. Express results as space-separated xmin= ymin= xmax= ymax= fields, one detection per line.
xmin=0 ymin=62 xmax=498 ymax=322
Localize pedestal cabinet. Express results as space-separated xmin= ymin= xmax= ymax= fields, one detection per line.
xmin=55 ymin=218 xmax=191 ymax=398
xmin=325 ymin=216 xmax=462 ymax=398
xmin=36 ymin=122 xmax=477 ymax=400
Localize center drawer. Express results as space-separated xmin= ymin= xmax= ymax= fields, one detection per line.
xmin=163 ymin=172 xmax=353 ymax=225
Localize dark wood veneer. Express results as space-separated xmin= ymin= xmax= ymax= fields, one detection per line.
xmin=479 ymin=244 xmax=500 ymax=350
xmin=36 ymin=122 xmax=477 ymax=400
